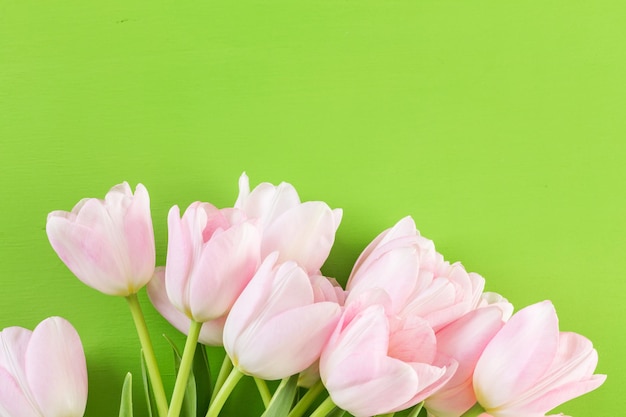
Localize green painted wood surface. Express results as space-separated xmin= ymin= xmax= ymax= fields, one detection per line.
xmin=1 ymin=1 xmax=624 ymax=416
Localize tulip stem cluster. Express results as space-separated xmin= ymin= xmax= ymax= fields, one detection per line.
xmin=126 ymin=293 xmax=169 ymax=417
xmin=309 ymin=396 xmax=337 ymax=417
xmin=287 ymin=380 xmax=325 ymax=417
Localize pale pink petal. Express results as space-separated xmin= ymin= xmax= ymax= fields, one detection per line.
xmin=474 ymin=301 xmax=559 ymax=409
xmin=222 ymin=254 xmax=280 ymax=350
xmin=234 ymin=302 xmax=341 ymax=380
xmin=321 ymin=308 xmax=418 ymax=416
xmin=46 ymin=214 xmax=128 ymax=295
xmin=506 ymin=332 xmax=605 ymax=414
xmin=165 ymin=205 xmax=193 ymax=315
xmin=327 ymin=359 xmax=418 ymax=417
xmin=234 ymin=172 xmax=251 ymax=208
xmin=388 ymin=315 xmax=436 ymax=364
xmin=0 ymin=367 xmax=41 ymax=417
xmin=262 ymin=202 xmax=338 ymax=274
xmin=147 ymin=267 xmax=225 ymax=346
xmin=347 ymin=245 xmax=420 ymax=315
xmin=25 ymin=317 xmax=87 ymax=417
xmin=236 ymin=176 xmax=301 ymax=228
xmin=188 ymin=222 xmax=261 ymax=322
xmin=123 ymin=183 xmax=155 ymax=287
xmin=426 ymin=307 xmax=505 ymax=417
xmin=400 ymin=361 xmax=456 ymax=407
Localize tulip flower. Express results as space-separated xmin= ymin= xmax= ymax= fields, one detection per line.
xmin=165 ymin=202 xmax=261 ymax=323
xmin=46 ymin=182 xmax=155 ymax=296
xmin=223 ymin=254 xmax=342 ymax=380
xmin=347 ymin=216 xmax=484 ymax=331
xmin=424 ymin=307 xmax=506 ymax=417
xmin=0 ymin=317 xmax=87 ymax=417
xmin=473 ymin=301 xmax=606 ymax=417
xmin=235 ymin=173 xmax=342 ymax=274
xmin=320 ymin=293 xmax=457 ymax=417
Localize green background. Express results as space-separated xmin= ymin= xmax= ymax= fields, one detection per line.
xmin=1 ymin=0 xmax=623 ymax=415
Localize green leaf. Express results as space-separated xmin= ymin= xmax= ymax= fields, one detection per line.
xmin=118 ymin=372 xmax=133 ymax=417
xmin=192 ymin=343 xmax=212 ymax=417
xmin=141 ymin=350 xmax=157 ymax=417
xmin=406 ymin=402 xmax=424 ymax=417
xmin=163 ymin=334 xmax=197 ymax=417
xmin=261 ymin=374 xmax=299 ymax=417
xmin=325 ymin=407 xmax=346 ymax=417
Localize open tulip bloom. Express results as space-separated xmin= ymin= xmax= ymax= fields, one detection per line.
xmin=3 ymin=174 xmax=604 ymax=417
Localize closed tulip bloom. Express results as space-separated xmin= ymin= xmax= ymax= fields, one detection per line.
xmin=473 ymin=301 xmax=606 ymax=417
xmin=165 ymin=202 xmax=261 ymax=323
xmin=46 ymin=182 xmax=155 ymax=296
xmin=223 ymin=254 xmax=342 ymax=380
xmin=0 ymin=317 xmax=88 ymax=417
xmin=320 ymin=295 xmax=457 ymax=417
xmin=235 ymin=173 xmax=342 ymax=274
xmin=347 ymin=216 xmax=484 ymax=331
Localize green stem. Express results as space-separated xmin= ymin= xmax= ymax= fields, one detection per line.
xmin=459 ymin=403 xmax=486 ymax=417
xmin=376 ymin=414 xmax=394 ymax=417
xmin=309 ymin=396 xmax=337 ymax=417
xmin=205 ymin=367 xmax=244 ymax=417
xmin=210 ymin=354 xmax=233 ymax=403
xmin=288 ymin=379 xmax=325 ymax=417
xmin=126 ymin=294 xmax=168 ymax=417
xmin=168 ymin=320 xmax=202 ymax=417
xmin=255 ymin=377 xmax=272 ymax=407
xmin=406 ymin=402 xmax=424 ymax=417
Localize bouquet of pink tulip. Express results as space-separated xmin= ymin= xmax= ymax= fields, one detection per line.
xmin=0 ymin=174 xmax=605 ymax=417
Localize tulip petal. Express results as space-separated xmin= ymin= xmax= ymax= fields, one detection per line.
xmin=347 ymin=245 xmax=420 ymax=315
xmin=147 ymin=267 xmax=225 ymax=346
xmin=47 ymin=213 xmax=129 ymax=295
xmin=262 ymin=202 xmax=339 ymax=274
xmin=0 ymin=367 xmax=41 ymax=417
xmin=0 ymin=327 xmax=40 ymax=417
xmin=235 ymin=177 xmax=301 ymax=228
xmin=235 ymin=302 xmax=341 ymax=380
xmin=122 ymin=183 xmax=155 ymax=288
xmin=25 ymin=317 xmax=87 ymax=417
xmin=188 ymin=222 xmax=260 ymax=321
xmin=474 ymin=301 xmax=559 ymax=409
xmin=506 ymin=332 xmax=606 ymax=414
xmin=165 ymin=205 xmax=193 ymax=314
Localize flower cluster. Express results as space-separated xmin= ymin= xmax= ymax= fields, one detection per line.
xmin=0 ymin=174 xmax=605 ymax=417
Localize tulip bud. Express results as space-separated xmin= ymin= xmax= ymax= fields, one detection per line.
xmin=223 ymin=254 xmax=342 ymax=380
xmin=473 ymin=301 xmax=606 ymax=417
xmin=164 ymin=202 xmax=261 ymax=323
xmin=46 ymin=182 xmax=155 ymax=296
xmin=0 ymin=317 xmax=88 ymax=417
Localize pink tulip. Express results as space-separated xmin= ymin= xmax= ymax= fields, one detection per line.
xmin=347 ymin=216 xmax=484 ymax=331
xmin=424 ymin=307 xmax=507 ymax=417
xmin=473 ymin=301 xmax=606 ymax=417
xmin=165 ymin=202 xmax=261 ymax=323
xmin=223 ymin=254 xmax=342 ymax=380
xmin=0 ymin=317 xmax=88 ymax=417
xmin=147 ymin=267 xmax=226 ymax=346
xmin=46 ymin=182 xmax=155 ymax=296
xmin=235 ymin=173 xmax=342 ymax=274
xmin=320 ymin=293 xmax=457 ymax=417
